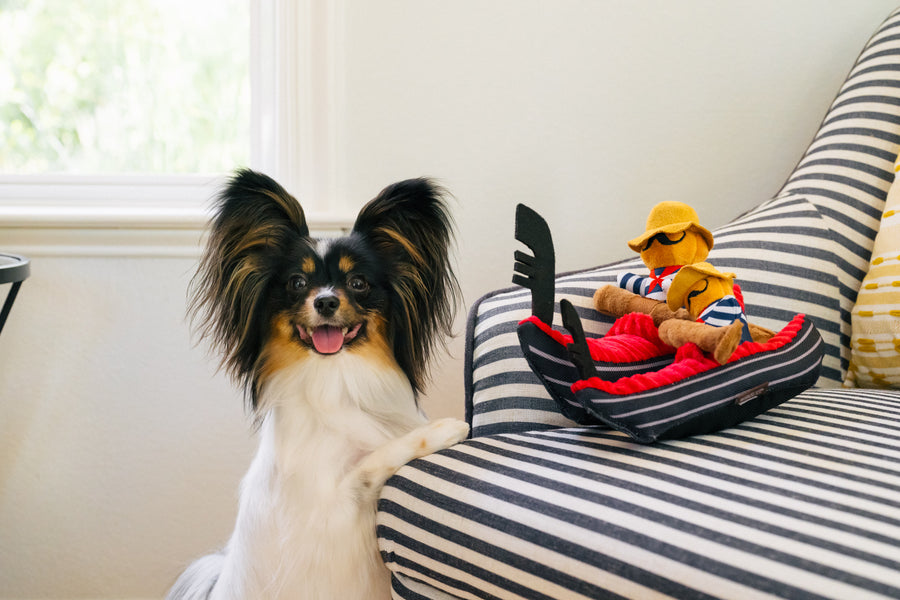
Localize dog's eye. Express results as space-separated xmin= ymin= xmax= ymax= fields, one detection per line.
xmin=347 ymin=275 xmax=369 ymax=293
xmin=287 ymin=275 xmax=308 ymax=292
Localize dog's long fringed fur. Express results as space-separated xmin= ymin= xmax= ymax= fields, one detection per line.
xmin=168 ymin=169 xmax=469 ymax=600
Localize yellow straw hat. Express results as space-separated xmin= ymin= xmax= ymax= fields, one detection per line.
xmin=666 ymin=262 xmax=736 ymax=311
xmin=627 ymin=201 xmax=714 ymax=253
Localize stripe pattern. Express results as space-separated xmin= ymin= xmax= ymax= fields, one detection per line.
xmin=777 ymin=7 xmax=900 ymax=368
xmin=697 ymin=296 xmax=751 ymax=343
xmin=469 ymin=195 xmax=847 ymax=437
xmin=379 ymin=388 xmax=900 ymax=600
xmin=616 ymin=266 xmax=677 ymax=301
xmin=516 ymin=320 xmax=676 ymax=426
xmin=577 ymin=318 xmax=823 ymax=443
xmin=519 ymin=316 xmax=824 ymax=443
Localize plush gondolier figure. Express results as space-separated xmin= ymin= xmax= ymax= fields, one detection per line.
xmin=617 ymin=201 xmax=714 ymax=301
xmin=667 ymin=262 xmax=754 ymax=344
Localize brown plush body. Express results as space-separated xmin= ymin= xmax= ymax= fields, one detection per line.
xmin=594 ymin=284 xmax=774 ymax=364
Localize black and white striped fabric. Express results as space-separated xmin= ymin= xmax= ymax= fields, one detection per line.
xmin=518 ymin=315 xmax=825 ymax=443
xmin=466 ymin=7 xmax=900 ymax=438
xmin=379 ymin=388 xmax=900 ymax=599
xmin=379 ymin=8 xmax=900 ymax=600
xmin=777 ymin=7 xmax=900 ymax=370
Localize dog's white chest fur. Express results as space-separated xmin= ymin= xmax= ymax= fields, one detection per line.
xmin=168 ymin=353 xmax=468 ymax=600
xmin=211 ymin=353 xmax=425 ymax=600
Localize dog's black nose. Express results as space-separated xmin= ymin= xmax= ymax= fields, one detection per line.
xmin=314 ymin=293 xmax=340 ymax=317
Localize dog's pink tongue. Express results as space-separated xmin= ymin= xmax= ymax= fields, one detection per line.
xmin=312 ymin=326 xmax=344 ymax=354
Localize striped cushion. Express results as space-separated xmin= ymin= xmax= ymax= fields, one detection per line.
xmin=379 ymin=388 xmax=900 ymax=600
xmin=468 ymin=195 xmax=846 ymax=437
xmin=777 ymin=7 xmax=900 ymax=366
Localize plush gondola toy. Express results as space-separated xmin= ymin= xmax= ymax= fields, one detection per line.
xmin=513 ymin=203 xmax=824 ymax=443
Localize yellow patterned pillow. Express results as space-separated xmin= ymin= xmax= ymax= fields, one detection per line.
xmin=845 ymin=159 xmax=900 ymax=388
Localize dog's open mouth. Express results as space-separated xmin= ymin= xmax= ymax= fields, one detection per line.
xmin=297 ymin=323 xmax=363 ymax=354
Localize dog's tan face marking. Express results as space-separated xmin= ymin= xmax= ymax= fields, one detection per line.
xmin=301 ymin=256 xmax=316 ymax=274
xmin=260 ymin=313 xmax=312 ymax=381
xmin=339 ymin=255 xmax=356 ymax=274
xmin=346 ymin=313 xmax=394 ymax=367
xmin=260 ymin=306 xmax=396 ymax=380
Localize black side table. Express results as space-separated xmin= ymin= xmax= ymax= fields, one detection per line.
xmin=0 ymin=253 xmax=30 ymax=338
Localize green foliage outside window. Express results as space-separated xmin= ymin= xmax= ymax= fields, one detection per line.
xmin=0 ymin=0 xmax=249 ymax=174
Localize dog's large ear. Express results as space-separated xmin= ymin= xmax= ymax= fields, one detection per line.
xmin=353 ymin=178 xmax=461 ymax=396
xmin=189 ymin=168 xmax=309 ymax=403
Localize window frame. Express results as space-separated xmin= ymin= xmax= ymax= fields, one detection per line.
xmin=0 ymin=0 xmax=350 ymax=250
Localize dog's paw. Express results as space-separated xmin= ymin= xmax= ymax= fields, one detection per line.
xmin=349 ymin=419 xmax=469 ymax=498
xmin=410 ymin=418 xmax=469 ymax=459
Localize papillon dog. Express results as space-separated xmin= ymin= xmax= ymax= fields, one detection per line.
xmin=167 ymin=169 xmax=469 ymax=600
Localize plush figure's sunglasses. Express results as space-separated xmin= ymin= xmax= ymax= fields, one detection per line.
xmin=686 ymin=279 xmax=709 ymax=311
xmin=642 ymin=231 xmax=686 ymax=250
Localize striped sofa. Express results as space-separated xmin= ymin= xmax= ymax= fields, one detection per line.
xmin=378 ymin=9 xmax=900 ymax=600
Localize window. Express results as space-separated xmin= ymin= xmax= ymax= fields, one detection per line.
xmin=0 ymin=0 xmax=348 ymax=250
xmin=0 ymin=0 xmax=250 ymax=175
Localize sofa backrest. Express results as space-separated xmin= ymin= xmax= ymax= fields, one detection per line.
xmin=465 ymin=7 xmax=900 ymax=437
xmin=776 ymin=7 xmax=900 ymax=369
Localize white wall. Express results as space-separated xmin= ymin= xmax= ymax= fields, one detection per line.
xmin=1 ymin=1 xmax=897 ymax=598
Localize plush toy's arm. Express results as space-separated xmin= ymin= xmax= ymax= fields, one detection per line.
xmin=595 ymin=282 xmax=776 ymax=350
xmin=748 ymin=323 xmax=776 ymax=343
xmin=617 ymin=271 xmax=669 ymax=302
xmin=594 ymin=284 xmax=690 ymax=326
xmin=659 ymin=319 xmax=744 ymax=365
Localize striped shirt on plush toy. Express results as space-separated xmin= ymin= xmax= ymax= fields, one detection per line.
xmin=616 ymin=265 xmax=681 ymax=301
xmin=698 ymin=295 xmax=752 ymax=343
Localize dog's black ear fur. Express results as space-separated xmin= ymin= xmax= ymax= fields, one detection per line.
xmin=353 ymin=178 xmax=461 ymax=396
xmin=189 ymin=168 xmax=309 ymax=404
